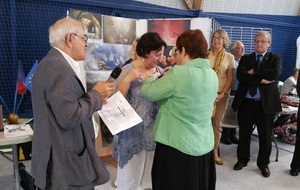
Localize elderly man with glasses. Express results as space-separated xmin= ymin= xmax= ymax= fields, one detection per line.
xmin=31 ymin=17 xmax=115 ymax=189
xmin=232 ymin=31 xmax=282 ymax=178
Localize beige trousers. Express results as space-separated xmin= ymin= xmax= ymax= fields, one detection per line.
xmin=211 ymin=93 xmax=230 ymax=148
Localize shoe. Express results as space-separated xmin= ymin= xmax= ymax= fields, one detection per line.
xmin=260 ymin=167 xmax=270 ymax=178
xmin=220 ymin=136 xmax=232 ymax=145
xmin=290 ymin=168 xmax=299 ymax=176
xmin=233 ymin=162 xmax=247 ymax=170
xmin=229 ymin=134 xmax=239 ymax=144
xmin=215 ymin=157 xmax=224 ymax=165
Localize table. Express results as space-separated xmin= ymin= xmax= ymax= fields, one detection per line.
xmin=269 ymin=105 xmax=298 ymax=161
xmin=0 ymin=132 xmax=32 ymax=190
xmin=280 ymin=106 xmax=298 ymax=115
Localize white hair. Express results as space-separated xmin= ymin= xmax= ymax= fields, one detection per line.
xmin=49 ymin=17 xmax=82 ymax=47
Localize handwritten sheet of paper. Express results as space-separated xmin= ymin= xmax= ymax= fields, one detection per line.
xmin=97 ymin=91 xmax=143 ymax=135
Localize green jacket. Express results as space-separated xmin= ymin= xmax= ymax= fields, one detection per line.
xmin=141 ymin=58 xmax=218 ymax=156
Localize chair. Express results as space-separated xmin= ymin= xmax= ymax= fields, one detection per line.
xmin=219 ymin=96 xmax=238 ymax=157
xmin=221 ymin=96 xmax=238 ymax=129
xmin=221 ymin=96 xmax=279 ymax=162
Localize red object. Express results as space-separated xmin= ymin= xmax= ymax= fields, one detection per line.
xmin=17 ymin=81 xmax=26 ymax=95
xmin=17 ymin=62 xmax=26 ymax=95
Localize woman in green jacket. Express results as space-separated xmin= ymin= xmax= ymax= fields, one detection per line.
xmin=141 ymin=29 xmax=218 ymax=190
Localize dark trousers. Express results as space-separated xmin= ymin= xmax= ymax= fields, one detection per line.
xmin=291 ymin=117 xmax=300 ymax=169
xmin=237 ymin=99 xmax=274 ymax=168
xmin=222 ymin=128 xmax=237 ymax=137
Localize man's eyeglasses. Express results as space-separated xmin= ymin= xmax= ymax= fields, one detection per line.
xmin=254 ymin=40 xmax=269 ymax=44
xmin=235 ymin=47 xmax=244 ymax=50
xmin=72 ymin=33 xmax=88 ymax=42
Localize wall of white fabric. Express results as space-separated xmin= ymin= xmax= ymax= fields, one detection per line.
xmin=134 ymin=0 xmax=300 ymax=16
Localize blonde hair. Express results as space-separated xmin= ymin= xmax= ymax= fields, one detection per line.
xmin=128 ymin=36 xmax=140 ymax=61
xmin=211 ymin=29 xmax=231 ymax=48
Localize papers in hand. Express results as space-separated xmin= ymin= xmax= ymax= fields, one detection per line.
xmin=97 ymin=91 xmax=143 ymax=135
xmin=4 ymin=124 xmax=33 ymax=138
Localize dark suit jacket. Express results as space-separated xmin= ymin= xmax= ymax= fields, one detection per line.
xmin=31 ymin=48 xmax=110 ymax=189
xmin=232 ymin=52 xmax=282 ymax=114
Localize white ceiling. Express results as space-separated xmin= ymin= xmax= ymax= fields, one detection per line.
xmin=135 ymin=0 xmax=300 ymax=16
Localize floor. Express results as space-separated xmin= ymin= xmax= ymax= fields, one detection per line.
xmin=0 ymin=135 xmax=299 ymax=190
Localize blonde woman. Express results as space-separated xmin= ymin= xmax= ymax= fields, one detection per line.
xmin=206 ymin=29 xmax=235 ymax=165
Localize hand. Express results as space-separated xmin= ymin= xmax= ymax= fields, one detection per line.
xmin=102 ymin=98 xmax=108 ymax=104
xmin=215 ymin=92 xmax=225 ymax=103
xmin=162 ymin=66 xmax=172 ymax=74
xmin=247 ymin=69 xmax=254 ymax=74
xmin=125 ymin=68 xmax=141 ymax=82
xmin=260 ymin=79 xmax=274 ymax=84
xmin=92 ymin=81 xmax=115 ymax=99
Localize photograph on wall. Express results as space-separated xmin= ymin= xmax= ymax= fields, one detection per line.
xmin=69 ymin=9 xmax=102 ymax=39
xmin=85 ymin=42 xmax=130 ymax=71
xmin=103 ymin=15 xmax=136 ymax=45
xmin=148 ymin=19 xmax=191 ymax=45
xmin=85 ymin=42 xmax=131 ymax=91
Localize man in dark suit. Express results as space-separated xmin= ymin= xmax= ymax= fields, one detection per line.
xmin=31 ymin=18 xmax=115 ymax=189
xmin=232 ymin=31 xmax=282 ymax=178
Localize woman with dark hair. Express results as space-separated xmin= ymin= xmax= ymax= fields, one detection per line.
xmin=112 ymin=32 xmax=166 ymax=190
xmin=141 ymin=29 xmax=218 ymax=190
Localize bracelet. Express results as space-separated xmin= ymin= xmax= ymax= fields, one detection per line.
xmin=148 ymin=74 xmax=158 ymax=80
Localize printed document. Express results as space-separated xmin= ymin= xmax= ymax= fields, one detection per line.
xmin=4 ymin=124 xmax=33 ymax=138
xmin=97 ymin=91 xmax=142 ymax=135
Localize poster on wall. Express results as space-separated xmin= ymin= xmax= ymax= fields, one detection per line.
xmin=148 ymin=19 xmax=191 ymax=45
xmin=86 ymin=43 xmax=130 ymax=71
xmin=69 ymin=9 xmax=102 ymax=39
xmin=85 ymin=42 xmax=131 ymax=90
xmin=103 ymin=15 xmax=136 ymax=45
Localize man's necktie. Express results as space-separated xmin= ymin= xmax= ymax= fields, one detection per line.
xmin=249 ymin=54 xmax=263 ymax=96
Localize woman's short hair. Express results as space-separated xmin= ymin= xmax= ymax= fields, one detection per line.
xmin=176 ymin=29 xmax=208 ymax=59
xmin=135 ymin=32 xmax=167 ymax=58
xmin=211 ymin=29 xmax=231 ymax=49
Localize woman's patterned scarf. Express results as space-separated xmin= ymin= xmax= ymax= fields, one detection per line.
xmin=206 ymin=48 xmax=226 ymax=76
xmin=206 ymin=48 xmax=226 ymax=117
